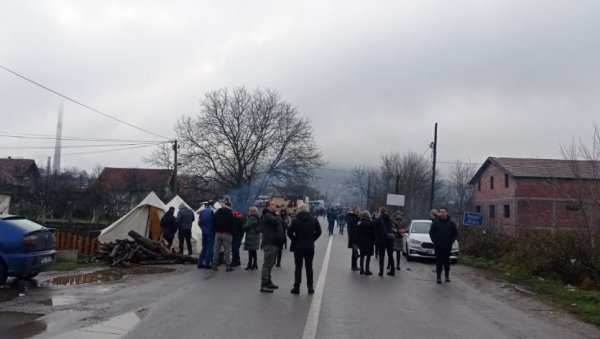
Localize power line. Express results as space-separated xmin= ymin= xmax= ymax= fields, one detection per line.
xmin=0 ymin=65 xmax=171 ymax=140
xmin=0 ymin=142 xmax=169 ymax=150
xmin=59 ymin=143 xmax=164 ymax=157
xmin=0 ymin=132 xmax=164 ymax=143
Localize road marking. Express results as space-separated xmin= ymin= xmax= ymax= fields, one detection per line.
xmin=302 ymin=235 xmax=333 ymax=339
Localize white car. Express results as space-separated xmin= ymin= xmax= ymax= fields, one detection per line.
xmin=403 ymin=219 xmax=459 ymax=263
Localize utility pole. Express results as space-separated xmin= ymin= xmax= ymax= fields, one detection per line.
xmin=430 ymin=123 xmax=438 ymax=211
xmin=172 ymin=140 xmax=178 ymax=196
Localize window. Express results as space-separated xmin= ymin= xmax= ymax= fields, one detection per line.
xmin=489 ymin=205 xmax=495 ymax=218
xmin=475 ymin=205 xmax=481 ymax=213
xmin=477 ymin=179 xmax=481 ymax=191
xmin=504 ymin=174 xmax=509 ymax=188
xmin=503 ymin=204 xmax=510 ymax=218
xmin=490 ymin=176 xmax=494 ymax=190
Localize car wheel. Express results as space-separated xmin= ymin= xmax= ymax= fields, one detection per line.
xmin=0 ymin=261 xmax=7 ymax=286
xmin=17 ymin=273 xmax=39 ymax=281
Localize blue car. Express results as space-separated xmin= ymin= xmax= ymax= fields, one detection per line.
xmin=0 ymin=215 xmax=56 ymax=285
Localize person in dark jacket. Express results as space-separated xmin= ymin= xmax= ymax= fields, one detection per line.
xmin=230 ymin=210 xmax=244 ymax=267
xmin=346 ymin=207 xmax=360 ymax=271
xmin=287 ymin=203 xmax=322 ymax=294
xmin=242 ymin=206 xmax=261 ymax=270
xmin=260 ymin=200 xmax=285 ymax=293
xmin=160 ymin=207 xmax=178 ymax=250
xmin=326 ymin=207 xmax=337 ymax=235
xmin=276 ymin=208 xmax=290 ymax=267
xmin=198 ymin=201 xmax=216 ymax=269
xmin=357 ymin=210 xmax=375 ymax=275
xmin=374 ymin=207 xmax=395 ymax=277
xmin=429 ymin=207 xmax=458 ymax=284
xmin=176 ymin=203 xmax=195 ymax=256
xmin=212 ymin=202 xmax=235 ymax=272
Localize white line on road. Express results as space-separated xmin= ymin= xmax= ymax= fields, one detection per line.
xmin=302 ymin=234 xmax=333 ymax=339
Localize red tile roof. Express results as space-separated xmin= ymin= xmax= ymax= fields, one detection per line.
xmin=469 ymin=157 xmax=600 ymax=184
xmin=0 ymin=158 xmax=40 ymax=185
xmin=96 ymin=167 xmax=173 ymax=191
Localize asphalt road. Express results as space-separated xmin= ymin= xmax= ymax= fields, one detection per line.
xmin=1 ymin=222 xmax=598 ymax=339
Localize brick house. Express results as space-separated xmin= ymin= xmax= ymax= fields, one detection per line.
xmin=0 ymin=158 xmax=40 ymax=211
xmin=94 ymin=167 xmax=173 ymax=218
xmin=469 ymin=157 xmax=600 ymax=234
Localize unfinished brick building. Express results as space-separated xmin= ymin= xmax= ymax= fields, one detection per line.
xmin=469 ymin=157 xmax=600 ymax=234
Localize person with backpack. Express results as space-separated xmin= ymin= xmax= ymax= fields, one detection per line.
xmin=198 ymin=201 xmax=216 ymax=269
xmin=260 ymin=200 xmax=285 ymax=293
xmin=242 ymin=206 xmax=261 ymax=270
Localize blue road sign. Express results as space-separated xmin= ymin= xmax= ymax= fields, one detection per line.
xmin=463 ymin=211 xmax=484 ymax=226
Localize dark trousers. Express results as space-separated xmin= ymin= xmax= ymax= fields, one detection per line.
xmin=261 ymin=244 xmax=278 ymax=285
xmin=435 ymin=246 xmax=452 ymax=276
xmin=327 ymin=220 xmax=335 ymax=235
xmin=231 ymin=236 xmax=242 ymax=266
xmin=360 ymin=255 xmax=371 ymax=272
xmin=351 ymin=247 xmax=359 ymax=269
xmin=293 ymin=248 xmax=315 ymax=288
xmin=199 ymin=230 xmax=214 ymax=267
xmin=377 ymin=240 xmax=395 ymax=274
xmin=178 ymin=229 xmax=192 ymax=255
xmin=247 ymin=250 xmax=258 ymax=268
xmin=161 ymin=230 xmax=175 ymax=249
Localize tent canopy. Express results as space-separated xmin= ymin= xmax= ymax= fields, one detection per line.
xmin=98 ymin=191 xmax=166 ymax=243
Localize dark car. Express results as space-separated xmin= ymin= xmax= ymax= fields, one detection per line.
xmin=0 ymin=215 xmax=56 ymax=285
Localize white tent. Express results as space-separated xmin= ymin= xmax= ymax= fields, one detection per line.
xmin=98 ymin=191 xmax=166 ymax=243
xmin=165 ymin=195 xmax=201 ymax=254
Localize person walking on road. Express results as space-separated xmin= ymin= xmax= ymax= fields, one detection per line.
xmin=374 ymin=207 xmax=395 ymax=277
xmin=231 ymin=210 xmax=244 ymax=267
xmin=176 ymin=203 xmax=195 ymax=256
xmin=212 ymin=202 xmax=235 ymax=272
xmin=242 ymin=206 xmax=261 ymax=270
xmin=287 ymin=203 xmax=322 ymax=294
xmin=260 ymin=200 xmax=285 ymax=293
xmin=429 ymin=207 xmax=458 ymax=284
xmin=391 ymin=211 xmax=406 ymax=271
xmin=276 ymin=208 xmax=290 ymax=267
xmin=346 ymin=207 xmax=360 ymax=271
xmin=160 ymin=207 xmax=178 ymax=250
xmin=326 ymin=207 xmax=337 ymax=235
xmin=337 ymin=212 xmax=346 ymax=235
xmin=357 ymin=210 xmax=375 ymax=275
xmin=198 ymin=201 xmax=216 ymax=269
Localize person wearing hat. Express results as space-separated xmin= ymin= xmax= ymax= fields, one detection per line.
xmin=176 ymin=203 xmax=195 ymax=256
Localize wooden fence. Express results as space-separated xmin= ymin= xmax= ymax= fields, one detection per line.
xmin=54 ymin=230 xmax=101 ymax=256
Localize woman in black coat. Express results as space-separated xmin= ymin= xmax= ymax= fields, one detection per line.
xmin=356 ymin=210 xmax=375 ymax=275
xmin=374 ymin=207 xmax=395 ymax=276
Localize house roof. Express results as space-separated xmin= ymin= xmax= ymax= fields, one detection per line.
xmin=0 ymin=158 xmax=40 ymax=184
xmin=96 ymin=167 xmax=173 ymax=191
xmin=469 ymin=157 xmax=600 ymax=184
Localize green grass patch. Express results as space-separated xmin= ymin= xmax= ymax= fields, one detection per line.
xmin=51 ymin=257 xmax=106 ymax=271
xmin=462 ymin=255 xmax=600 ymax=327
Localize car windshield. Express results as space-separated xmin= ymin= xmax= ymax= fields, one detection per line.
xmin=410 ymin=221 xmax=431 ymax=234
xmin=2 ymin=217 xmax=45 ymax=233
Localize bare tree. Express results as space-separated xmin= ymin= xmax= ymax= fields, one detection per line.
xmin=344 ymin=165 xmax=381 ymax=210
xmin=176 ymin=87 xmax=324 ymax=206
xmin=449 ymin=160 xmax=476 ymax=215
xmin=142 ymin=143 xmax=174 ymax=170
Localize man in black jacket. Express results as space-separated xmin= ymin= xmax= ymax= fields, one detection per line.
xmin=287 ymin=203 xmax=322 ymax=294
xmin=212 ymin=202 xmax=235 ymax=272
xmin=260 ymin=200 xmax=285 ymax=293
xmin=429 ymin=207 xmax=458 ymax=284
xmin=346 ymin=207 xmax=360 ymax=271
xmin=160 ymin=207 xmax=177 ymax=250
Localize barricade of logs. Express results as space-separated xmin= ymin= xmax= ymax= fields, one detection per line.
xmin=94 ymin=230 xmax=198 ymax=267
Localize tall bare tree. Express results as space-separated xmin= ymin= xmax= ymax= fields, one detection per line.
xmin=175 ymin=87 xmax=324 ymax=207
xmin=344 ymin=165 xmax=381 ymax=210
xmin=449 ymin=160 xmax=476 ymax=215
xmin=142 ymin=143 xmax=174 ymax=170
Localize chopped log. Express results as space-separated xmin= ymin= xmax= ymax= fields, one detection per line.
xmin=127 ymin=230 xmax=169 ymax=256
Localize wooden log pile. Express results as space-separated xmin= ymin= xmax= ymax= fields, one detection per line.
xmin=93 ymin=230 xmax=198 ymax=267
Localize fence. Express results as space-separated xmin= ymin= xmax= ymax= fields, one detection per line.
xmin=54 ymin=230 xmax=101 ymax=256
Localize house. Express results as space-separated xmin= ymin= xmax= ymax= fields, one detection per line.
xmin=94 ymin=167 xmax=173 ymax=218
xmin=469 ymin=157 xmax=600 ymax=234
xmin=0 ymin=158 xmax=40 ymax=210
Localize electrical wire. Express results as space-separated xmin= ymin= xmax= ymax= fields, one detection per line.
xmin=58 ymin=143 xmax=164 ymax=157
xmin=0 ymin=132 xmax=164 ymax=143
xmin=0 ymin=142 xmax=168 ymax=150
xmin=0 ymin=65 xmax=171 ymax=140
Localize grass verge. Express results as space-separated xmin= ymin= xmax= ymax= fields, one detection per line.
xmin=461 ymin=255 xmax=600 ymax=327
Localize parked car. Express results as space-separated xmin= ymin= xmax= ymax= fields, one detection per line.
xmin=403 ymin=219 xmax=459 ymax=263
xmin=0 ymin=215 xmax=56 ymax=285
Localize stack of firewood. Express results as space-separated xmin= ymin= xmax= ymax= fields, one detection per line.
xmin=93 ymin=230 xmax=198 ymax=267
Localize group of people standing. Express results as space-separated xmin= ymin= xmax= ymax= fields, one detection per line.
xmin=347 ymin=207 xmax=406 ymax=277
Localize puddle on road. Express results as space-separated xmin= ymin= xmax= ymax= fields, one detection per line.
xmin=49 ymin=267 xmax=175 ymax=285
xmin=0 ymin=311 xmax=47 ymax=338
xmin=0 ymin=280 xmax=39 ymax=303
xmin=55 ymin=308 xmax=148 ymax=338
xmin=38 ymin=295 xmax=81 ymax=306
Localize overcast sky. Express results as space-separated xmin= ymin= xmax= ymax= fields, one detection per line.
xmin=2 ymin=1 xmax=600 ymax=179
